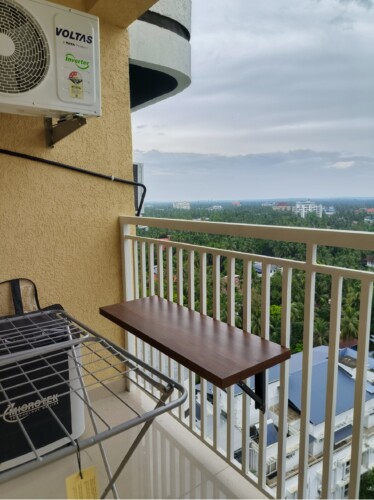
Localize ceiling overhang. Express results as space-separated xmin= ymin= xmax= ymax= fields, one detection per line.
xmin=85 ymin=0 xmax=158 ymax=28
xmin=53 ymin=0 xmax=158 ymax=28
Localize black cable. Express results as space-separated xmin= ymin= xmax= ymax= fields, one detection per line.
xmin=0 ymin=148 xmax=146 ymax=216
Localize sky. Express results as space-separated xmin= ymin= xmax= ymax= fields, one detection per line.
xmin=132 ymin=0 xmax=374 ymax=202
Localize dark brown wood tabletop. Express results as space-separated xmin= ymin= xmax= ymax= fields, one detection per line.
xmin=100 ymin=296 xmax=290 ymax=389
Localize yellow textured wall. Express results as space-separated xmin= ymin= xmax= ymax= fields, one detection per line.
xmin=0 ymin=15 xmax=133 ymax=343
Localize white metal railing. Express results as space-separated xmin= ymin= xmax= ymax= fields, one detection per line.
xmin=120 ymin=215 xmax=374 ymax=499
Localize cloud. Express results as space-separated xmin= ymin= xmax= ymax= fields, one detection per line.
xmin=330 ymin=15 xmax=355 ymax=30
xmin=328 ymin=160 xmax=355 ymax=169
xmin=133 ymin=0 xmax=374 ymax=158
xmin=338 ymin=0 xmax=373 ymax=8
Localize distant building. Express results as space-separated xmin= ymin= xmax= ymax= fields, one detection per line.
xmin=253 ymin=262 xmax=280 ymax=277
xmin=293 ymin=200 xmax=323 ymax=218
xmin=173 ymin=201 xmax=191 ymax=210
xmin=272 ymin=202 xmax=292 ymax=212
xmin=324 ymin=205 xmax=336 ymax=216
xmin=221 ymin=274 xmax=241 ymax=288
xmin=232 ymin=201 xmax=241 ymax=207
xmin=208 ymin=205 xmax=223 ymax=211
xmin=365 ymin=255 xmax=374 ymax=268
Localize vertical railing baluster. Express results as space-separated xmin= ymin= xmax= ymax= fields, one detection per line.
xmin=167 ymin=245 xmax=173 ymax=301
xmin=349 ymin=279 xmax=373 ymax=499
xmin=158 ymin=243 xmax=164 ymax=299
xmin=277 ymin=266 xmax=292 ymax=499
xmin=200 ymin=252 xmax=207 ymax=315
xmin=176 ymin=248 xmax=184 ymax=419
xmin=298 ymin=244 xmax=317 ymax=500
xmin=133 ymin=240 xmax=139 ymax=300
xmin=148 ymin=242 xmax=155 ymax=296
xmin=140 ymin=241 xmax=149 ymax=374
xmin=140 ymin=240 xmax=147 ymax=298
xmin=165 ymin=245 xmax=173 ymax=379
xmin=188 ymin=250 xmax=196 ymax=430
xmin=148 ymin=242 xmax=156 ymax=388
xmin=212 ymin=253 xmax=221 ymax=452
xmin=121 ymin=221 xmax=134 ymax=302
xmin=189 ymin=371 xmax=196 ymax=432
xmin=227 ymin=257 xmax=235 ymax=326
xmin=227 ymin=257 xmax=235 ymax=461
xmin=322 ymin=274 xmax=343 ymax=499
xmin=188 ymin=250 xmax=195 ymax=310
xmin=157 ymin=243 xmax=165 ymax=374
xmin=243 ymin=259 xmax=252 ymax=332
xmin=138 ymin=241 xmax=150 ymax=380
xmin=200 ymin=252 xmax=207 ymax=440
xmin=241 ymin=382 xmax=251 ymax=474
xmin=121 ymin=221 xmax=135 ymax=390
xmin=213 ymin=253 xmax=221 ymax=321
xmin=258 ymin=262 xmax=270 ymax=489
xmin=177 ymin=248 xmax=184 ymax=306
xmin=132 ymin=240 xmax=141 ymax=385
xmin=241 ymin=259 xmax=252 ymax=475
xmin=227 ymin=385 xmax=234 ymax=461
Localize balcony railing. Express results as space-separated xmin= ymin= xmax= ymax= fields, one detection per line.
xmin=119 ymin=215 xmax=374 ymax=499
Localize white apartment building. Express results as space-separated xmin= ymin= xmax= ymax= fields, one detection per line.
xmin=293 ymin=201 xmax=323 ymax=218
xmin=173 ymin=201 xmax=191 ymax=210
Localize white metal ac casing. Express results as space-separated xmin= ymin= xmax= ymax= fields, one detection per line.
xmin=0 ymin=0 xmax=101 ymax=118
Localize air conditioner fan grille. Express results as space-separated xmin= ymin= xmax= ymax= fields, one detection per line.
xmin=0 ymin=0 xmax=50 ymax=94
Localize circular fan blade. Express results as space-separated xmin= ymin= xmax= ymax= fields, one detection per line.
xmin=0 ymin=0 xmax=50 ymax=94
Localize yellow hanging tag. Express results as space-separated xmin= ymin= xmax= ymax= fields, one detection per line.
xmin=65 ymin=465 xmax=99 ymax=499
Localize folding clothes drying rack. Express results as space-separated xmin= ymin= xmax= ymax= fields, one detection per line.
xmin=0 ymin=309 xmax=187 ymax=499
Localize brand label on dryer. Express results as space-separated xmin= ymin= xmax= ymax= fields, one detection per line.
xmin=2 ymin=394 xmax=59 ymax=423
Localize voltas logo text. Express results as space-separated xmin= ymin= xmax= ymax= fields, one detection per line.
xmin=56 ymin=27 xmax=93 ymax=44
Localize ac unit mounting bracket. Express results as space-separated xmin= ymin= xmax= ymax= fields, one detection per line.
xmin=44 ymin=115 xmax=87 ymax=148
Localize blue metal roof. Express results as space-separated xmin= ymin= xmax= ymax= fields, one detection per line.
xmin=196 ymin=345 xmax=374 ymax=426
xmin=339 ymin=347 xmax=374 ymax=394
xmin=288 ymin=359 xmax=374 ymax=425
xmin=267 ymin=422 xmax=278 ymax=446
xmin=268 ymin=345 xmax=329 ymax=383
xmin=334 ymin=424 xmax=352 ymax=444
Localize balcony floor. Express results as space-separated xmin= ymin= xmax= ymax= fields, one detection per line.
xmin=1 ymin=385 xmax=266 ymax=499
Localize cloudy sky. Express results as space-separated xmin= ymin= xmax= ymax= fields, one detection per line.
xmin=132 ymin=0 xmax=374 ymax=202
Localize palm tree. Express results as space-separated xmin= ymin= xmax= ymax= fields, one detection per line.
xmin=340 ymin=306 xmax=359 ymax=343
xmin=344 ymin=285 xmax=361 ymax=311
xmin=291 ymin=301 xmax=304 ymax=324
xmin=313 ymin=318 xmax=329 ymax=346
xmin=251 ymin=308 xmax=261 ymax=336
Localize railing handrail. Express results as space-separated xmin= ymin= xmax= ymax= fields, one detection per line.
xmin=124 ymin=233 xmax=374 ymax=282
xmin=120 ymin=215 xmax=374 ymax=251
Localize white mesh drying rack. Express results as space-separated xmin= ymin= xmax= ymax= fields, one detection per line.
xmin=0 ymin=309 xmax=187 ymax=498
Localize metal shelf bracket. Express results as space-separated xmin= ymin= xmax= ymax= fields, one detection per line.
xmin=44 ymin=116 xmax=87 ymax=148
xmin=237 ymin=372 xmax=266 ymax=413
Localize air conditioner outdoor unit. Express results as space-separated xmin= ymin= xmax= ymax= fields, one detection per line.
xmin=0 ymin=0 xmax=101 ymax=118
